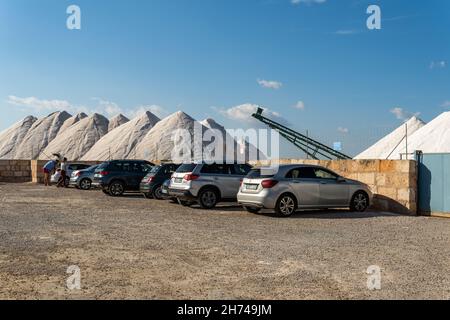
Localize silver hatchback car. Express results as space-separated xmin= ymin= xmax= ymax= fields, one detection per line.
xmin=237 ymin=164 xmax=373 ymax=217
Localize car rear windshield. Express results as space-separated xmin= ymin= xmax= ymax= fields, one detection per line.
xmin=176 ymin=164 xmax=197 ymax=173
xmin=246 ymin=169 xmax=275 ymax=179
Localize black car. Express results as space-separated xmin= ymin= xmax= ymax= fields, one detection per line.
xmin=140 ymin=163 xmax=180 ymax=199
xmin=93 ymin=160 xmax=154 ymax=196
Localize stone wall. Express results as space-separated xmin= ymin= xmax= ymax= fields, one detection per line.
xmin=250 ymin=159 xmax=417 ymax=215
xmin=0 ymin=160 xmax=32 ymax=183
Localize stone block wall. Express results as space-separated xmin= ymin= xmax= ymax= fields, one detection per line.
xmin=250 ymin=159 xmax=417 ymax=215
xmin=0 ymin=160 xmax=32 ymax=183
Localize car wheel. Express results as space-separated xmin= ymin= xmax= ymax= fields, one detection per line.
xmin=79 ymin=178 xmax=92 ymax=190
xmin=275 ymin=194 xmax=297 ymax=217
xmin=109 ymin=181 xmax=125 ymax=197
xmin=152 ymin=185 xmax=163 ymax=200
xmin=350 ymin=191 xmax=369 ymax=212
xmin=198 ymin=188 xmax=219 ymax=209
xmin=244 ymin=206 xmax=261 ymax=214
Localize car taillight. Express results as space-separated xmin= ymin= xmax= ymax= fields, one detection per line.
xmin=76 ymin=172 xmax=81 ymax=177
xmin=184 ymin=174 xmax=200 ymax=181
xmin=261 ymin=179 xmax=278 ymax=189
xmin=147 ymin=176 xmax=155 ymax=183
xmin=98 ymin=171 xmax=109 ymax=176
xmin=240 ymin=179 xmax=243 ymax=186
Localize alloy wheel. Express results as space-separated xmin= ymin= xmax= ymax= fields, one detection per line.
xmin=353 ymin=193 xmax=368 ymax=212
xmin=279 ymin=196 xmax=295 ymax=216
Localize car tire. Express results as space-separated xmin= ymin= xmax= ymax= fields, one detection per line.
xmin=350 ymin=191 xmax=369 ymax=212
xmin=152 ymin=185 xmax=163 ymax=200
xmin=198 ymin=188 xmax=219 ymax=209
xmin=275 ymin=194 xmax=297 ymax=217
xmin=109 ymin=181 xmax=125 ymax=197
xmin=244 ymin=206 xmax=261 ymax=214
xmin=79 ymin=178 xmax=92 ymax=190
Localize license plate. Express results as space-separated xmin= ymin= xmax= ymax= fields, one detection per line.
xmin=175 ymin=178 xmax=183 ymax=183
xmin=246 ymin=184 xmax=258 ymax=190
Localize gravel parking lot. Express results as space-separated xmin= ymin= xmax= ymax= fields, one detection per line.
xmin=0 ymin=183 xmax=449 ymax=300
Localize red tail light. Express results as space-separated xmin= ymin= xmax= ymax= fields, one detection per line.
xmin=76 ymin=172 xmax=81 ymax=177
xmin=147 ymin=176 xmax=155 ymax=183
xmin=184 ymin=174 xmax=200 ymax=181
xmin=261 ymin=179 xmax=278 ymax=189
xmin=98 ymin=171 xmax=109 ymax=176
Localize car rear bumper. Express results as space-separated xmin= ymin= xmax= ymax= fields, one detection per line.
xmin=237 ymin=191 xmax=276 ymax=209
xmin=168 ymin=188 xmax=196 ymax=200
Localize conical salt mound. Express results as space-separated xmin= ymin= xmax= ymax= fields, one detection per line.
xmin=40 ymin=113 xmax=109 ymax=160
xmin=389 ymin=111 xmax=450 ymax=159
xmin=59 ymin=112 xmax=88 ymax=133
xmin=0 ymin=116 xmax=38 ymax=159
xmin=134 ymin=111 xmax=207 ymax=161
xmin=82 ymin=111 xmax=160 ymax=161
xmin=355 ymin=116 xmax=426 ymax=160
xmin=200 ymin=118 xmax=265 ymax=161
xmin=108 ymin=114 xmax=130 ymax=131
xmin=15 ymin=111 xmax=72 ymax=159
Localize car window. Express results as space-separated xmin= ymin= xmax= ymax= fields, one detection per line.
xmin=201 ymin=164 xmax=229 ymax=174
xmin=286 ymin=167 xmax=317 ymax=179
xmin=177 ymin=164 xmax=197 ymax=173
xmin=314 ymin=168 xmax=338 ymax=180
xmin=246 ymin=168 xmax=275 ymax=179
xmin=234 ymin=164 xmax=252 ymax=176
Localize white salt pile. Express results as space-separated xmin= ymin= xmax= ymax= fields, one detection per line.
xmin=59 ymin=112 xmax=88 ymax=133
xmin=82 ymin=111 xmax=159 ymax=161
xmin=0 ymin=116 xmax=37 ymax=159
xmin=15 ymin=111 xmax=72 ymax=159
xmin=355 ymin=116 xmax=426 ymax=160
xmin=40 ymin=113 xmax=109 ymax=160
xmin=108 ymin=114 xmax=129 ymax=131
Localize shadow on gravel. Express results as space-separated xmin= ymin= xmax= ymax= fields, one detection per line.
xmin=258 ymin=209 xmax=399 ymax=219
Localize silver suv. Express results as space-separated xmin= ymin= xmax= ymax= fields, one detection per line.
xmin=169 ymin=163 xmax=252 ymax=209
xmin=237 ymin=164 xmax=373 ymax=217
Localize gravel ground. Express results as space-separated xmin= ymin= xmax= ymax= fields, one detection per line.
xmin=0 ymin=183 xmax=449 ymax=300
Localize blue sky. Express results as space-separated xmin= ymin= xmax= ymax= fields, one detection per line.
xmin=0 ymin=0 xmax=449 ymax=156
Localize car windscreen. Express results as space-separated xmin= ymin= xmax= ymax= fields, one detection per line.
xmin=246 ymin=169 xmax=275 ymax=179
xmin=95 ymin=162 xmax=109 ymax=171
xmin=176 ymin=164 xmax=197 ymax=173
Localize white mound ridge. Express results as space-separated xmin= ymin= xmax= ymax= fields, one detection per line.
xmin=40 ymin=113 xmax=109 ymax=160
xmin=108 ymin=114 xmax=129 ymax=131
xmin=82 ymin=111 xmax=160 ymax=161
xmin=0 ymin=116 xmax=37 ymax=159
xmin=59 ymin=112 xmax=88 ymax=133
xmin=389 ymin=111 xmax=450 ymax=159
xmin=355 ymin=116 xmax=426 ymax=160
xmin=14 ymin=111 xmax=72 ymax=159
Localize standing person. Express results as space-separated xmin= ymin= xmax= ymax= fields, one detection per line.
xmin=43 ymin=159 xmax=59 ymax=187
xmin=57 ymin=158 xmax=68 ymax=188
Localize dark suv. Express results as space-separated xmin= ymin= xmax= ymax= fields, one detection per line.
xmin=93 ymin=160 xmax=154 ymax=196
xmin=140 ymin=163 xmax=180 ymax=199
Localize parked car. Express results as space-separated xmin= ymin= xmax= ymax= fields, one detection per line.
xmin=237 ymin=164 xmax=373 ymax=217
xmin=51 ymin=163 xmax=92 ymax=187
xmin=169 ymin=163 xmax=252 ymax=209
xmin=160 ymin=179 xmax=178 ymax=202
xmin=140 ymin=163 xmax=180 ymax=199
xmin=69 ymin=165 xmax=99 ymax=190
xmin=92 ymin=160 xmax=154 ymax=196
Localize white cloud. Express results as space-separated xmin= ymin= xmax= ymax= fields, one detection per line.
xmin=216 ymin=103 xmax=290 ymax=126
xmin=293 ymin=101 xmax=305 ymax=110
xmin=390 ymin=107 xmax=420 ymax=121
xmin=257 ymin=79 xmax=283 ymax=90
xmin=334 ymin=30 xmax=359 ymax=35
xmin=91 ymin=98 xmax=122 ymax=116
xmin=337 ymin=127 xmax=349 ymax=134
xmin=430 ymin=61 xmax=446 ymax=69
xmin=8 ymin=95 xmax=72 ymax=111
xmin=441 ymin=101 xmax=450 ymax=108
xmin=291 ymin=0 xmax=326 ymax=5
